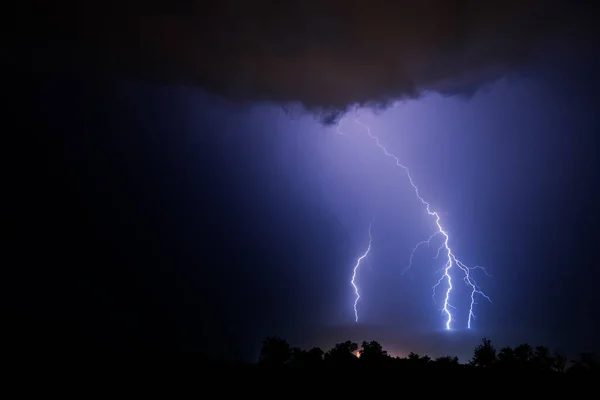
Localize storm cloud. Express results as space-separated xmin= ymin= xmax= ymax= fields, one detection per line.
xmin=23 ymin=0 xmax=593 ymax=118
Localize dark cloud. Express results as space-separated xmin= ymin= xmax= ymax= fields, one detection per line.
xmin=22 ymin=0 xmax=595 ymax=120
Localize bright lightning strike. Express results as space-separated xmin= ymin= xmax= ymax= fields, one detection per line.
xmin=351 ymin=223 xmax=372 ymax=323
xmin=346 ymin=117 xmax=491 ymax=330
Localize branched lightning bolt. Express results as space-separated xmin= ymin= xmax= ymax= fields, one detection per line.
xmin=402 ymin=232 xmax=440 ymax=276
xmin=351 ymin=223 xmax=373 ymax=323
xmin=348 ymin=118 xmax=491 ymax=330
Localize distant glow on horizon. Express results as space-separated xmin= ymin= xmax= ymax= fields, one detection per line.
xmin=338 ymin=109 xmax=491 ymax=330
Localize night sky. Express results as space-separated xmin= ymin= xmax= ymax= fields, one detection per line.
xmin=9 ymin=1 xmax=600 ymax=361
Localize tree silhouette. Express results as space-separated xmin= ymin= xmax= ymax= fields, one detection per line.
xmin=532 ymin=345 xmax=553 ymax=371
xmin=306 ymin=347 xmax=324 ymax=365
xmin=324 ymin=340 xmax=358 ymax=366
xmin=258 ymin=336 xmax=291 ymax=367
xmin=495 ymin=344 xmax=564 ymax=373
xmin=255 ymin=334 xmax=599 ymax=379
xmin=514 ymin=343 xmax=533 ymax=367
xmin=471 ymin=338 xmax=496 ymax=368
xmin=290 ymin=346 xmax=324 ymax=367
xmin=568 ymin=352 xmax=600 ymax=374
xmin=552 ymin=350 xmax=567 ymax=373
xmin=497 ymin=346 xmax=516 ymax=368
xmin=360 ymin=340 xmax=389 ymax=365
xmin=406 ymin=352 xmax=430 ymax=368
xmin=419 ymin=355 xmax=431 ymax=365
xmin=434 ymin=356 xmax=460 ymax=367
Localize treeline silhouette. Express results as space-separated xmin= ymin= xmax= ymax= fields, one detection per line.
xmin=257 ymin=336 xmax=599 ymax=376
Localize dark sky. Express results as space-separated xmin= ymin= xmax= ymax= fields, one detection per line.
xmin=9 ymin=1 xmax=600 ymax=361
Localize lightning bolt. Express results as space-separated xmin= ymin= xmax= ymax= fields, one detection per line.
xmin=343 ymin=117 xmax=492 ymax=330
xmin=351 ymin=222 xmax=373 ymax=323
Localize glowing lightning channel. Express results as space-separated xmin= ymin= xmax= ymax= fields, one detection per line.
xmin=351 ymin=118 xmax=491 ymax=330
xmin=402 ymin=232 xmax=440 ymax=277
xmin=351 ymin=223 xmax=373 ymax=323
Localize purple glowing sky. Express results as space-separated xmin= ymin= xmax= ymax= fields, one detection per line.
xmin=185 ymin=74 xmax=577 ymax=353
xmin=89 ymin=61 xmax=596 ymax=362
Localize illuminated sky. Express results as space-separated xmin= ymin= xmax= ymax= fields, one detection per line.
xmin=178 ymin=76 xmax=597 ymax=361
xmin=10 ymin=0 xmax=600 ymax=361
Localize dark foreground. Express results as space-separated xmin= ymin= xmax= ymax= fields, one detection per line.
xmin=9 ymin=336 xmax=597 ymax=393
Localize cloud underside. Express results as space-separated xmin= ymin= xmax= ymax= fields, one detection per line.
xmin=29 ymin=0 xmax=591 ymax=122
